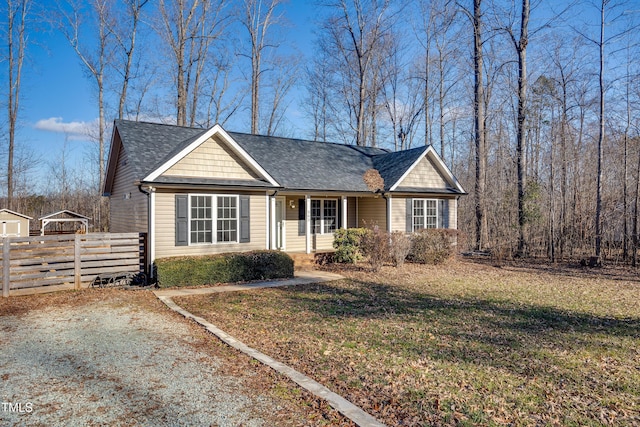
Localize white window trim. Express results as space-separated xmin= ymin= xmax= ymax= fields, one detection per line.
xmin=310 ymin=198 xmax=338 ymax=235
xmin=188 ymin=194 xmax=240 ymax=245
xmin=412 ymin=198 xmax=438 ymax=232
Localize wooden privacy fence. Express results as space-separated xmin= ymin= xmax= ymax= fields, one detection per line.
xmin=1 ymin=233 xmax=146 ymax=297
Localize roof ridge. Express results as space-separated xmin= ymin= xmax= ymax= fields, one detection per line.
xmin=227 ymin=130 xmax=392 ymax=156
xmin=116 ymin=118 xmax=206 ymax=131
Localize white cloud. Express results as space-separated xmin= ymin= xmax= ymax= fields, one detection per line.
xmin=34 ymin=117 xmax=99 ymax=141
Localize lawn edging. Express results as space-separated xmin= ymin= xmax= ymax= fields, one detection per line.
xmin=154 ymin=272 xmax=387 ymax=427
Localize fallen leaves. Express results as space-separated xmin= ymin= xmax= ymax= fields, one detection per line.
xmin=177 ymin=259 xmax=640 ymax=426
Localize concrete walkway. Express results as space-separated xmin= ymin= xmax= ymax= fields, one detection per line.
xmin=154 ymin=271 xmax=387 ymax=427
xmin=153 ymin=270 xmax=344 ymax=297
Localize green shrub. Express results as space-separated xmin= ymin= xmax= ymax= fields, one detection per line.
xmin=408 ymin=229 xmax=457 ymax=265
xmin=333 ymin=228 xmax=368 ymax=263
xmin=155 ymin=250 xmax=294 ymax=288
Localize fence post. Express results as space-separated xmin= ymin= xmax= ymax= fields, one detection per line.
xmin=2 ymin=238 xmax=9 ymax=297
xmin=74 ymin=234 xmax=81 ymax=290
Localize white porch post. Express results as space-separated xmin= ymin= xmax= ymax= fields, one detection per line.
xmin=305 ymin=194 xmax=311 ymax=254
xmin=265 ymin=194 xmax=270 ymax=249
xmin=270 ymin=195 xmax=276 ymax=250
xmin=341 ymin=196 xmax=347 ymax=229
xmin=386 ymin=194 xmax=392 ymax=232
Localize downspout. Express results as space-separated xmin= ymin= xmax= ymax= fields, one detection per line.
xmin=380 ymin=191 xmax=392 ymax=233
xmin=138 ymin=184 xmax=154 ymax=280
xmin=269 ymin=191 xmax=278 ymax=250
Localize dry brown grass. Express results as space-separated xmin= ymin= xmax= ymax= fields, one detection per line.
xmin=177 ymin=259 xmax=640 ymax=426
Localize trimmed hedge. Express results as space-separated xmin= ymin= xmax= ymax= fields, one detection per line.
xmin=155 ymin=250 xmax=294 ymax=288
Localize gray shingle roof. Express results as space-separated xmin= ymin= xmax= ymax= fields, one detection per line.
xmin=111 ymin=120 xmax=461 ymax=194
xmin=115 ymin=120 xmax=205 ymax=181
xmin=227 ymin=132 xmax=390 ymax=192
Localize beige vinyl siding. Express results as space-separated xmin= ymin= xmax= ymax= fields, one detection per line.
xmin=347 ymin=197 xmax=357 ymax=228
xmin=314 ymin=234 xmax=334 ymax=251
xmin=448 ymin=198 xmax=457 ymax=230
xmin=398 ymin=155 xmax=448 ymax=189
xmin=162 ymin=135 xmax=260 ymax=180
xmin=109 ymin=143 xmax=148 ymax=233
xmin=154 ymin=190 xmax=267 ymax=259
xmin=0 ymin=212 xmax=29 ymax=236
xmin=390 ymin=197 xmax=407 ymax=232
xmin=358 ymin=196 xmax=386 ymax=228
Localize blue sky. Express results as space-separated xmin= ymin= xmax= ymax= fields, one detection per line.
xmin=13 ymin=1 xmax=317 ymax=192
xmin=8 ymin=0 xmax=634 ymax=193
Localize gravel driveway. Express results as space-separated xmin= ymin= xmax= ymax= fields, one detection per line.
xmin=0 ymin=291 xmax=309 ymax=427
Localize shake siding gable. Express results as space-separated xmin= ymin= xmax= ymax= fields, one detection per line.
xmin=397 ymin=155 xmax=449 ymax=189
xmin=154 ymin=191 xmax=266 ymax=259
xmin=110 ymin=142 xmax=148 ymax=233
xmin=162 ymin=135 xmax=261 ymax=180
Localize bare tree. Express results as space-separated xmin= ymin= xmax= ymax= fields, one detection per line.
xmin=379 ymin=30 xmax=423 ymax=151
xmin=157 ymin=0 xmax=227 ymax=127
xmin=320 ymin=0 xmax=395 ymax=146
xmin=263 ymin=54 xmax=298 ymax=136
xmin=202 ymin=52 xmax=245 ymax=127
xmin=239 ymin=0 xmax=284 ymax=134
xmin=305 ymin=50 xmax=334 ymax=142
xmin=504 ymin=0 xmax=530 ymax=257
xmin=459 ymin=0 xmax=487 ymax=250
xmin=4 ymin=0 xmax=30 ymax=210
xmin=573 ymin=0 xmax=636 ymax=259
xmin=56 ymin=0 xmax=112 ymax=229
xmin=112 ymin=0 xmax=149 ymax=119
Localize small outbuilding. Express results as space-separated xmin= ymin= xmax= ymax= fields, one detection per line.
xmin=39 ymin=210 xmax=90 ymax=235
xmin=0 ymin=209 xmax=33 ymax=237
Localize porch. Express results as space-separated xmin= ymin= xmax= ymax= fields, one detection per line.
xmin=268 ymin=194 xmax=387 ymax=254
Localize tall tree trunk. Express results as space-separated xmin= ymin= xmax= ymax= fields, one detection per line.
xmin=6 ymin=0 xmax=28 ymax=211
xmin=472 ymin=0 xmax=486 ymax=251
xmin=515 ymin=0 xmax=529 ymax=257
xmin=242 ymin=0 xmax=281 ymax=134
xmin=633 ymin=141 xmax=640 ymax=267
xmin=116 ymin=0 xmax=148 ymax=119
xmin=594 ymin=0 xmax=605 ymax=258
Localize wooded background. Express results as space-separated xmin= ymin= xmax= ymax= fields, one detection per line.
xmin=1 ymin=0 xmax=639 ymax=263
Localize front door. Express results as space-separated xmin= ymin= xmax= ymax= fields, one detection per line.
xmin=275 ymin=198 xmax=285 ymax=250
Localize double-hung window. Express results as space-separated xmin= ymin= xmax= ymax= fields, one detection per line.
xmin=189 ymin=195 xmax=238 ymax=244
xmin=412 ymin=199 xmax=437 ymax=231
xmin=216 ymin=196 xmax=238 ymax=242
xmin=191 ymin=196 xmax=213 ymax=243
xmin=309 ymin=199 xmax=337 ymax=235
xmin=323 ymin=200 xmax=337 ymax=233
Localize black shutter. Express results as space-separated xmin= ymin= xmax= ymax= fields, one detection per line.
xmin=438 ymin=199 xmax=449 ymax=229
xmin=337 ymin=198 xmax=342 ymax=229
xmin=406 ymin=198 xmax=413 ymax=232
xmin=239 ymin=195 xmax=250 ymax=243
xmin=298 ymin=198 xmax=305 ymax=235
xmin=175 ymin=195 xmax=188 ymax=246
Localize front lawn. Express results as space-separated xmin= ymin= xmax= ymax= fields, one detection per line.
xmin=176 ymin=260 xmax=640 ymax=426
